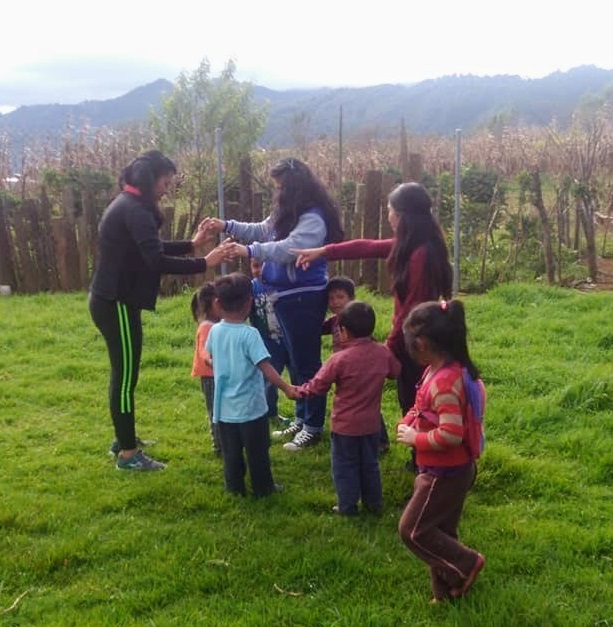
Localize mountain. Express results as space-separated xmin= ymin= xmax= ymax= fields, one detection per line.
xmin=0 ymin=79 xmax=174 ymax=164
xmin=2 ymin=66 xmax=613 ymax=165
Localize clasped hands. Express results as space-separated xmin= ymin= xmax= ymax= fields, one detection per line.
xmin=193 ymin=217 xmax=250 ymax=266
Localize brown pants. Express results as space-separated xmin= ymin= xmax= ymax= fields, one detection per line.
xmin=398 ymin=463 xmax=480 ymax=599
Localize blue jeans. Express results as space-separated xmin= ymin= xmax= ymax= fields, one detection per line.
xmin=262 ymin=336 xmax=289 ymax=418
xmin=274 ymin=289 xmax=327 ymax=434
xmin=331 ymin=432 xmax=382 ymax=514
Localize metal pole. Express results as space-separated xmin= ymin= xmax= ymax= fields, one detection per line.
xmin=338 ymin=105 xmax=343 ymax=200
xmin=453 ymin=129 xmax=462 ymax=295
xmin=215 ymin=127 xmax=227 ymax=275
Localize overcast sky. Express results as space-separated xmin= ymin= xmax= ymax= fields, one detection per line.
xmin=1 ymin=0 xmax=611 ymax=113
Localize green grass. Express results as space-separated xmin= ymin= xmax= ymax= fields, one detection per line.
xmin=0 ymin=284 xmax=611 ymax=626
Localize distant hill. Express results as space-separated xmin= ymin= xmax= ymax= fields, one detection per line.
xmin=2 ymin=66 xmax=613 ymax=167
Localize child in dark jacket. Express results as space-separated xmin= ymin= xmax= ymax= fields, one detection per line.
xmin=299 ymin=301 xmax=400 ymax=515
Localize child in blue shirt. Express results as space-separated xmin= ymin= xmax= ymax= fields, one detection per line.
xmin=206 ymin=272 xmax=299 ymax=497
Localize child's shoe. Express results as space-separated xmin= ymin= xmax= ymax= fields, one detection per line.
xmin=450 ymin=553 xmax=485 ymax=597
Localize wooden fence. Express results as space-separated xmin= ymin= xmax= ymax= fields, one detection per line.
xmin=0 ymin=169 xmax=402 ymax=297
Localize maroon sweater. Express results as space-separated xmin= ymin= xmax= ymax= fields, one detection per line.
xmin=300 ymin=337 xmax=401 ymax=436
xmin=324 ymin=239 xmax=441 ymax=357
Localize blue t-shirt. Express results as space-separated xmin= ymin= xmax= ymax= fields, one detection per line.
xmin=205 ymin=320 xmax=270 ymax=423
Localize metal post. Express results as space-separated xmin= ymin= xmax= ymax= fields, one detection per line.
xmin=338 ymin=105 xmax=343 ymax=200
xmin=215 ymin=127 xmax=227 ymax=275
xmin=453 ymin=129 xmax=462 ymax=295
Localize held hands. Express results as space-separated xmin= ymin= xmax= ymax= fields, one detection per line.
xmin=290 ymin=247 xmax=326 ymax=270
xmin=198 ymin=217 xmax=226 ymax=237
xmin=192 ymin=217 xmax=225 ymax=249
xmin=204 ymin=238 xmax=236 ymax=268
xmin=283 ymin=384 xmax=306 ymax=401
xmin=397 ymin=423 xmax=417 ymax=447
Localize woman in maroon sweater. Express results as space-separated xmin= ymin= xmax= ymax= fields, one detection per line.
xmin=295 ymin=182 xmax=452 ymax=413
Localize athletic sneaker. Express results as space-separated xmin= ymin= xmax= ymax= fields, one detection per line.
xmin=271 ymin=422 xmax=302 ymax=440
xmin=108 ymin=436 xmax=155 ymax=457
xmin=116 ymin=450 xmax=166 ymax=471
xmin=283 ymin=430 xmax=321 ymax=451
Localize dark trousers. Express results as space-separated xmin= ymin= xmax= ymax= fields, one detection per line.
xmin=218 ymin=415 xmax=275 ymax=497
xmin=398 ymin=463 xmax=479 ymax=599
xmin=274 ymin=290 xmax=328 ymax=433
xmin=89 ymin=293 xmax=142 ymax=450
xmin=200 ymin=376 xmax=221 ymax=454
xmin=331 ymin=432 xmax=382 ymax=514
xmin=396 ymin=347 xmax=425 ymax=414
xmin=261 ymin=336 xmax=289 ymax=418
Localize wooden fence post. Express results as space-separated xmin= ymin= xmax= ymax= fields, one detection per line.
xmin=52 ymin=217 xmax=81 ymax=291
xmin=345 ymin=183 xmax=365 ymax=284
xmin=12 ymin=205 xmax=37 ymax=293
xmin=23 ymin=200 xmax=48 ymax=291
xmin=0 ymin=198 xmax=17 ymax=288
xmin=362 ymin=170 xmax=382 ymax=291
xmin=239 ymin=156 xmax=254 ymax=223
xmin=40 ymin=190 xmax=60 ymax=291
xmin=379 ymin=174 xmax=396 ymax=293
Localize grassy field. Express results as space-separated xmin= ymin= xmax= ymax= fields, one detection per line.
xmin=0 ymin=283 xmax=611 ymax=626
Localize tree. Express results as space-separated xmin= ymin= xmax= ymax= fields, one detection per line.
xmin=150 ymin=58 xmax=268 ymax=231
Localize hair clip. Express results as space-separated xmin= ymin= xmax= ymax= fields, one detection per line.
xmin=440 ymin=300 xmax=448 ymax=311
xmin=287 ymin=158 xmax=295 ymax=170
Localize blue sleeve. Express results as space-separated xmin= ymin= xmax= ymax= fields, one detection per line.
xmin=248 ymin=212 xmax=327 ymax=263
xmin=246 ymin=327 xmax=271 ymax=365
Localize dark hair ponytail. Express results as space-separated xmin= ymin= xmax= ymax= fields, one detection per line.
xmin=404 ymin=299 xmax=480 ymax=380
xmin=119 ymin=150 xmax=177 ymax=226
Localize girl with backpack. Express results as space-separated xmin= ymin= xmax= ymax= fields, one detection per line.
xmin=396 ymin=299 xmax=486 ymax=604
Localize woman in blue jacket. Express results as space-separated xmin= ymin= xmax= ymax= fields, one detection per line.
xmin=89 ymin=150 xmax=226 ymax=470
xmin=202 ymin=158 xmax=344 ymax=450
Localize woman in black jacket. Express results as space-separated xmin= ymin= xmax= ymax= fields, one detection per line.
xmin=89 ymin=150 xmax=225 ymax=471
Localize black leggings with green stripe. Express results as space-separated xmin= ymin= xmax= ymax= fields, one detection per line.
xmin=89 ymin=293 xmax=142 ymax=450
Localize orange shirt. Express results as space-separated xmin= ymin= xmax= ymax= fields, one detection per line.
xmin=191 ymin=320 xmax=214 ymax=378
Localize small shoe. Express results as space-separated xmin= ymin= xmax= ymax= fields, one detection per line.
xmin=331 ymin=505 xmax=358 ymax=516
xmin=109 ymin=436 xmax=155 ymax=457
xmin=276 ymin=414 xmax=293 ymax=427
xmin=283 ymin=430 xmax=321 ymax=451
xmin=116 ymin=449 xmax=166 ymax=471
xmin=272 ymin=422 xmax=302 ymax=440
xmin=451 ymin=554 xmax=485 ymax=597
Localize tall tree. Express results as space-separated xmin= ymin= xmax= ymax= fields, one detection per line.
xmin=150 ymin=58 xmax=268 ymax=230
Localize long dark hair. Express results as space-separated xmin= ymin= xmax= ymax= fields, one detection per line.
xmin=403 ymin=299 xmax=480 ymax=380
xmin=387 ymin=182 xmax=452 ymax=302
xmin=269 ymin=158 xmax=344 ymax=242
xmin=119 ymin=150 xmax=177 ymax=224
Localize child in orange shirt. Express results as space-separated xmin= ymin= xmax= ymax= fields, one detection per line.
xmin=191 ymin=282 xmax=222 ymax=456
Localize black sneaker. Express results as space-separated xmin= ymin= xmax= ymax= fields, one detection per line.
xmin=116 ymin=450 xmax=165 ymax=471
xmin=108 ymin=436 xmax=155 ymax=457
xmin=271 ymin=422 xmax=302 ymax=440
xmin=283 ymin=430 xmax=321 ymax=451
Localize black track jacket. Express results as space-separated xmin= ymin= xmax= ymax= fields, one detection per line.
xmin=90 ymin=191 xmax=207 ymax=310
